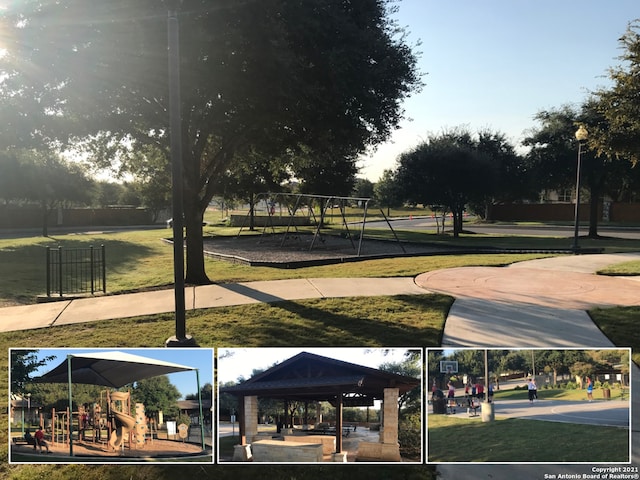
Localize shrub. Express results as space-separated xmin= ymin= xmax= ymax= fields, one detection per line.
xmin=398 ymin=412 xmax=421 ymax=460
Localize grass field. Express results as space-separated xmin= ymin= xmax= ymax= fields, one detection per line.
xmin=428 ymin=414 xmax=629 ymax=462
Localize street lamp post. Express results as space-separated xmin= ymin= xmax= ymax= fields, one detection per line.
xmin=165 ymin=1 xmax=196 ymax=347
xmin=26 ymin=393 xmax=31 ymax=428
xmin=572 ymin=125 xmax=588 ymax=252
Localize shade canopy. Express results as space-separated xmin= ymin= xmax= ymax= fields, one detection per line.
xmin=220 ymin=351 xmax=420 ymax=402
xmin=35 ymin=351 xmax=195 ymax=388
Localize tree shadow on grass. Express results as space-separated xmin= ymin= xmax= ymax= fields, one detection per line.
xmin=0 ymin=237 xmax=158 ymax=304
xmin=198 ymin=294 xmax=453 ymax=348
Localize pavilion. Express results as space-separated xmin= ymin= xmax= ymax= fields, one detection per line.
xmin=220 ymin=351 xmax=421 ymax=462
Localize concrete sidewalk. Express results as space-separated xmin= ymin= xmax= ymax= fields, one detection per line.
xmin=0 ymin=277 xmax=426 ymax=332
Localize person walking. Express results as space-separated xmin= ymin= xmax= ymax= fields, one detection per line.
xmin=586 ymin=377 xmax=594 ymax=402
xmin=447 ymin=380 xmax=456 ymax=413
xmin=527 ymin=378 xmax=537 ymax=404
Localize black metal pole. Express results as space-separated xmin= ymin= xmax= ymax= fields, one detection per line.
xmin=167 ymin=6 xmax=187 ymax=345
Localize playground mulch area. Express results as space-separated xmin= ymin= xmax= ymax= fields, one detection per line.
xmin=11 ymin=438 xmax=206 ymax=461
xmin=203 ymin=233 xmax=449 ymax=267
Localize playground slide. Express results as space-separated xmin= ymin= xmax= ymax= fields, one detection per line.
xmin=109 ymin=411 xmax=136 ymax=449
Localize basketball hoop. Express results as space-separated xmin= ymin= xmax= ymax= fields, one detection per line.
xmin=440 ymin=360 xmax=458 ymax=374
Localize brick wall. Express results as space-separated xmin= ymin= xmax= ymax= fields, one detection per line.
xmin=488 ymin=203 xmax=640 ymax=222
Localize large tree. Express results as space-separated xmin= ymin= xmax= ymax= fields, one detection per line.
xmin=132 ymin=375 xmax=181 ymax=419
xmin=0 ymin=149 xmax=93 ymax=235
xmin=1 ymin=0 xmax=421 ymax=284
xmin=523 ymin=102 xmax=635 ymax=238
xmin=394 ymin=129 xmax=499 ymax=236
xmin=594 ymin=20 xmax=640 ymax=163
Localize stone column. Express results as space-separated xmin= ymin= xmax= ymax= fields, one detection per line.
xmin=233 ymin=395 xmax=258 ymax=462
xmin=243 ymin=395 xmax=258 ymax=442
xmin=380 ymin=387 xmax=401 ymax=461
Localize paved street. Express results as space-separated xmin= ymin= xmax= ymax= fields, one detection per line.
xmin=361 ymin=217 xmax=640 ymax=239
xmin=434 ymin=398 xmax=629 ymax=428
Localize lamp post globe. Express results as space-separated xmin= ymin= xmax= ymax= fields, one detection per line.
xmin=575 ymin=125 xmax=588 ymax=142
xmin=572 ymin=125 xmax=588 ymax=252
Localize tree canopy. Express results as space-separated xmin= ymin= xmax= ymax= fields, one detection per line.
xmin=1 ymin=0 xmax=422 ymax=283
xmin=132 ymin=375 xmax=181 ymax=418
xmin=394 ymin=128 xmax=513 ymax=236
xmin=595 ymin=20 xmax=640 ymax=163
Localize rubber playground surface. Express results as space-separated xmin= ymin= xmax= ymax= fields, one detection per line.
xmin=10 ymin=437 xmax=209 ymax=462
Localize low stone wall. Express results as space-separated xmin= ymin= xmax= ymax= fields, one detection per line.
xmin=284 ymin=434 xmax=335 ymax=455
xmin=251 ymin=439 xmax=323 ymax=463
xmin=229 ymin=214 xmax=311 ymax=227
xmin=357 ymin=441 xmax=401 ymax=462
xmin=0 ymin=206 xmax=155 ymax=229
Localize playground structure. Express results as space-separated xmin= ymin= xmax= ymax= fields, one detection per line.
xmin=236 ymin=193 xmax=406 ymax=256
xmin=17 ymin=350 xmax=208 ymax=460
xmin=43 ymin=390 xmax=155 ymax=453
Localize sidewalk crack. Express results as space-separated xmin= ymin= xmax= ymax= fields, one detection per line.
xmin=49 ymin=301 xmax=73 ymax=327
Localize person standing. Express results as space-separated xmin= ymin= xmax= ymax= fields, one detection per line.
xmin=447 ymin=380 xmax=456 ymax=413
xmin=586 ymin=377 xmax=594 ymax=402
xmin=447 ymin=380 xmax=455 ymax=400
xmin=476 ymin=381 xmax=484 ymax=402
xmin=527 ymin=378 xmax=537 ymax=404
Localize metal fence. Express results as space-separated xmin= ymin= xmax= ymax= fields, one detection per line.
xmin=46 ymin=245 xmax=106 ymax=297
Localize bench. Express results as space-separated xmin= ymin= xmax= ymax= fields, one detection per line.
xmin=309 ymin=426 xmax=352 ymax=437
xmin=12 ymin=437 xmax=36 ymax=446
xmin=466 ymin=398 xmax=480 ymax=417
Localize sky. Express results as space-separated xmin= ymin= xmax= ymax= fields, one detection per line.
xmin=24 ymin=348 xmax=214 ymax=400
xmin=358 ymin=0 xmax=640 ymax=181
xmin=217 ymin=347 xmax=419 ymax=385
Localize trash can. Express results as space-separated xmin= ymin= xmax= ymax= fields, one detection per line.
xmin=481 ymin=402 xmax=494 ymax=422
xmin=603 ymin=388 xmax=611 ymax=400
xmin=431 ymin=389 xmax=446 ymax=414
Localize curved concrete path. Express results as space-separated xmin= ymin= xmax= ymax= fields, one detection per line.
xmin=415 ymin=252 xmax=640 ymax=479
xmin=416 ymin=253 xmax=640 ymax=347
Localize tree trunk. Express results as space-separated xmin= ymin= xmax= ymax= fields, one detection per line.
xmin=184 ymin=208 xmax=210 ymax=285
xmin=41 ymin=202 xmax=49 ymax=237
xmin=452 ymin=208 xmax=463 ymax=238
xmin=249 ymin=192 xmax=255 ymax=231
xmin=588 ymin=195 xmax=599 ymax=238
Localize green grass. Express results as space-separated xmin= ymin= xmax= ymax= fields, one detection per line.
xmin=598 ymin=259 xmax=640 ymax=276
xmin=589 ymin=307 xmax=640 ymax=365
xmin=428 ymin=414 xmax=629 ymax=462
xmin=0 ymin=227 xmax=558 ymax=306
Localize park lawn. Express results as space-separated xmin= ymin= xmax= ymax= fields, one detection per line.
xmin=0 ymin=227 xmax=557 ymax=306
xmin=598 ymin=259 xmax=640 ymax=276
xmin=427 ymin=414 xmax=629 ymax=462
xmin=589 ymin=307 xmax=640 ymax=365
